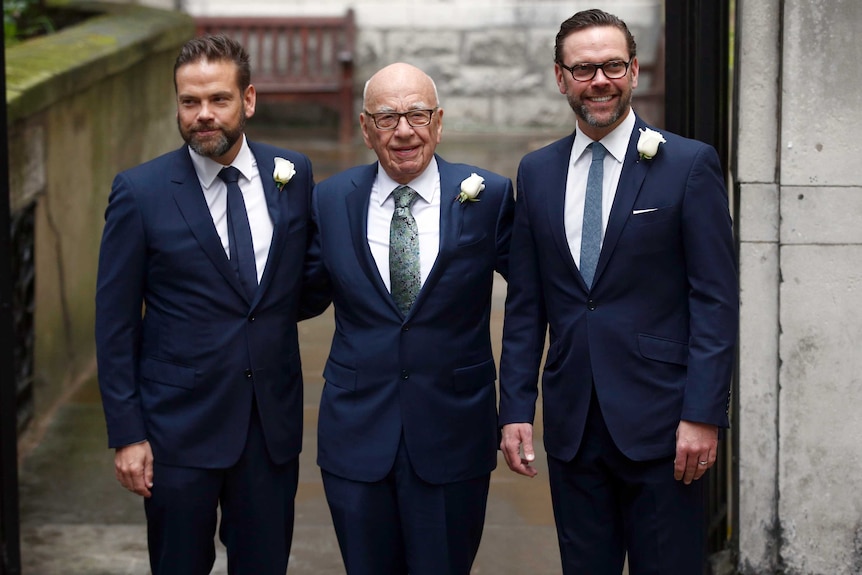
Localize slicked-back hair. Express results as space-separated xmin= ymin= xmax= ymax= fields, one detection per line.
xmin=173 ymin=34 xmax=252 ymax=93
xmin=554 ymin=9 xmax=637 ymax=64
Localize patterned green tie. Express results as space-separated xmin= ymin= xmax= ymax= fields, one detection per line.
xmin=389 ymin=185 xmax=420 ymax=315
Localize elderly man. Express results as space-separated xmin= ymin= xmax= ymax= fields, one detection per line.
xmin=304 ymin=63 xmax=515 ymax=575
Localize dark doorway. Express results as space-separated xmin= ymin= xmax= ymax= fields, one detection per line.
xmin=665 ymin=0 xmax=735 ymax=570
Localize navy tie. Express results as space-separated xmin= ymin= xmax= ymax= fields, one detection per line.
xmin=580 ymin=142 xmax=606 ymax=288
xmin=218 ymin=166 xmax=258 ymax=300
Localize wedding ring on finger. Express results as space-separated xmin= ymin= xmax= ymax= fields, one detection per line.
xmin=698 ymin=461 xmax=708 ymax=466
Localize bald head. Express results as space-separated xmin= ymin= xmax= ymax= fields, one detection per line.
xmin=359 ymin=63 xmax=444 ymax=185
xmin=363 ymin=63 xmax=440 ymax=110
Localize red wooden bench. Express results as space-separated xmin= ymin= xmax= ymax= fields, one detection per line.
xmin=196 ymin=10 xmax=356 ymax=143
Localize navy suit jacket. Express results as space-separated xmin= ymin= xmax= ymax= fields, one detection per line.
xmin=95 ymin=141 xmax=314 ymax=468
xmin=499 ymin=115 xmax=738 ymax=462
xmin=306 ymin=155 xmax=515 ymax=484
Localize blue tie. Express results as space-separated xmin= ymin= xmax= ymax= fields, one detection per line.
xmin=389 ymin=185 xmax=420 ymax=316
xmin=218 ymin=166 xmax=258 ymax=300
xmin=580 ymin=142 xmax=605 ymax=288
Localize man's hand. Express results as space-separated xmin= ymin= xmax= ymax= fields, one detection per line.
xmin=114 ymin=441 xmax=154 ymax=498
xmin=500 ymin=423 xmax=538 ymax=478
xmin=674 ymin=420 xmax=718 ymax=485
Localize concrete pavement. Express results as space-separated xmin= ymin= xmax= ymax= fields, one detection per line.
xmin=18 ymin=289 xmax=561 ymax=574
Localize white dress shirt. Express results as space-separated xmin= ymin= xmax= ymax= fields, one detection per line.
xmin=367 ymin=158 xmax=441 ymax=292
xmin=189 ymin=135 xmax=274 ymax=283
xmin=564 ymin=110 xmax=635 ymax=267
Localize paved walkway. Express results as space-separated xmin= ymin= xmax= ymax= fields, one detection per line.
xmin=17 ymin=128 xmax=577 ymax=574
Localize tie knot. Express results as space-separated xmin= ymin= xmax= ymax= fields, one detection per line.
xmin=590 ymin=142 xmax=606 ymax=162
xmin=218 ymin=166 xmax=242 ymax=185
xmin=392 ymin=185 xmax=418 ymax=209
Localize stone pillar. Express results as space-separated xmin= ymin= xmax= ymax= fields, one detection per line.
xmin=735 ymin=0 xmax=781 ymax=571
xmin=736 ymin=1 xmax=862 ymax=573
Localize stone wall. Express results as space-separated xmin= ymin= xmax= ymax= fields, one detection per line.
xmin=735 ymin=0 xmax=862 ymax=573
xmin=5 ymin=3 xmax=193 ymax=426
xmin=182 ymin=0 xmax=665 ymax=131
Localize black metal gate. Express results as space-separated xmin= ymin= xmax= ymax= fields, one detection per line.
xmin=1 ymin=20 xmax=24 ymax=575
xmin=664 ymin=0 xmax=735 ymax=569
xmin=0 ymin=203 xmax=35 ymax=575
xmin=0 ymin=205 xmax=32 ymax=575
xmin=9 ymin=207 xmax=35 ymax=437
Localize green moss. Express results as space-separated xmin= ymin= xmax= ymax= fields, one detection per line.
xmin=5 ymin=1 xmax=194 ymax=121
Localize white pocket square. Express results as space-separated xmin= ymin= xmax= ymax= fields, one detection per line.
xmin=632 ymin=208 xmax=658 ymax=215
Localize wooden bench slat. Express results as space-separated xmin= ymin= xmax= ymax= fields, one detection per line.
xmin=195 ymin=10 xmax=356 ymax=143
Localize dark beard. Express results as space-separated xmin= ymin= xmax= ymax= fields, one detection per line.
xmin=569 ymin=90 xmax=632 ymax=129
xmin=179 ymin=111 xmax=246 ymax=158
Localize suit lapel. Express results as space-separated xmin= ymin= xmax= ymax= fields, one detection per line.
xmin=411 ymin=156 xmax=462 ymax=316
xmin=249 ymin=144 xmax=284 ymax=307
xmin=594 ymin=118 xmax=650 ymax=285
xmin=346 ymin=159 xmax=466 ymax=319
xmin=346 ymin=164 xmax=395 ymax=307
xmin=542 ymin=134 xmax=585 ymax=284
xmin=169 ymin=148 xmax=247 ymax=300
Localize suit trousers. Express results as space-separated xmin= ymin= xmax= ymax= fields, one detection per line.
xmin=547 ymin=388 xmax=706 ymax=575
xmin=321 ymin=435 xmax=491 ymax=575
xmin=144 ymin=404 xmax=299 ymax=575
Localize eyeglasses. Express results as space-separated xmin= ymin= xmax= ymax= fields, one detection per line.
xmin=364 ymin=108 xmax=438 ymax=130
xmin=558 ymin=59 xmax=631 ymax=82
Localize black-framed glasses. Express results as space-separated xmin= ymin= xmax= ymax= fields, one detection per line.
xmin=558 ymin=59 xmax=631 ymax=82
xmin=364 ymin=108 xmax=438 ymax=130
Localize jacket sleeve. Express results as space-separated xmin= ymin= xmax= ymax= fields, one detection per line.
xmin=95 ymin=172 xmax=148 ymax=448
xmin=493 ymin=176 xmax=516 ymax=281
xmin=498 ymin=162 xmax=548 ymax=426
xmin=680 ymin=143 xmax=739 ymax=427
xmin=299 ymin=181 xmax=333 ymax=320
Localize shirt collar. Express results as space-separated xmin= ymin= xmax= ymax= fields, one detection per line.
xmin=374 ymin=157 xmax=440 ymax=206
xmin=189 ymin=135 xmax=256 ymax=188
xmin=572 ymin=108 xmax=636 ymax=164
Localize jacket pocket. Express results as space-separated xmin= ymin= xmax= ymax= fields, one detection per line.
xmin=456 ymin=232 xmax=488 ymax=251
xmin=637 ymin=334 xmax=688 ymax=366
xmin=284 ymin=223 xmax=308 ymax=244
xmin=630 ymin=206 xmax=676 ymax=224
xmin=140 ymin=357 xmax=197 ymax=390
xmin=452 ymin=358 xmax=497 ymax=392
xmin=323 ymin=359 xmax=357 ymax=392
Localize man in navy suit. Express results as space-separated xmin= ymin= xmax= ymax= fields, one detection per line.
xmin=304 ymin=63 xmax=514 ymax=575
xmin=499 ymin=9 xmax=738 ymax=575
xmin=95 ymin=35 xmax=320 ymax=574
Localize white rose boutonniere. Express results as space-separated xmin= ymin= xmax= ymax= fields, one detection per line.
xmin=273 ymin=157 xmax=296 ymax=191
xmin=457 ymin=173 xmax=485 ymax=204
xmin=637 ymin=127 xmax=667 ymax=160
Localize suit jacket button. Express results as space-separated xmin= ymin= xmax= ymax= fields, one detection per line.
xmin=248 ymin=315 xmax=255 ymax=322
xmin=400 ymin=370 xmax=409 ymax=380
xmin=587 ymin=299 xmax=597 ymax=311
xmin=244 ymin=369 xmax=253 ymax=379
xmin=402 ymin=324 xmax=410 ymax=331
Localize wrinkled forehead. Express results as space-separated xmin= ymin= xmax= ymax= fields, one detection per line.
xmin=364 ymin=71 xmax=437 ymax=111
